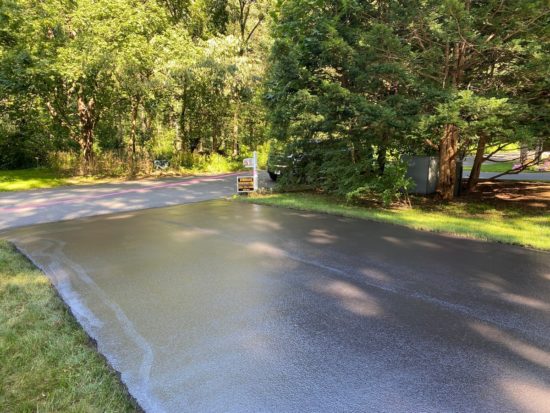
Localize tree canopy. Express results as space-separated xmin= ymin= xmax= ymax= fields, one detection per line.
xmin=267 ymin=0 xmax=549 ymax=199
xmin=1 ymin=0 xmax=548 ymax=199
xmin=0 ymin=0 xmax=270 ymax=172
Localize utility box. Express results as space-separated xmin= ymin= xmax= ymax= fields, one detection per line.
xmin=404 ymin=156 xmax=439 ymax=194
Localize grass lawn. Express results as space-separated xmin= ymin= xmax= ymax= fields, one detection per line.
xmin=464 ymin=161 xmax=549 ymax=174
xmin=471 ymin=161 xmax=515 ymax=173
xmin=0 ymin=241 xmax=137 ymax=412
xmin=240 ymin=192 xmax=550 ymax=250
xmin=0 ymin=169 xmax=117 ymax=192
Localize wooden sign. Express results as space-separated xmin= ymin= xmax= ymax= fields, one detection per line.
xmin=237 ymin=176 xmax=255 ymax=193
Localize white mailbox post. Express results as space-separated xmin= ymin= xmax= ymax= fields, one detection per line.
xmin=238 ymin=151 xmax=258 ymax=193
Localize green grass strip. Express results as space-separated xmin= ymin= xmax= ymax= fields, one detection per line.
xmin=239 ymin=193 xmax=550 ymax=251
xmin=0 ymin=169 xmax=117 ymax=192
xmin=0 ymin=240 xmax=137 ymax=412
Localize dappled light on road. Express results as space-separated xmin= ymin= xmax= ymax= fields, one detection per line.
xmin=313 ymin=280 xmax=382 ymax=317
xmin=0 ymin=173 xmax=249 ymax=231
xmin=501 ymin=378 xmax=550 ymax=413
xmin=470 ymin=322 xmax=550 ymax=369
xmin=307 ymin=228 xmax=339 ymax=245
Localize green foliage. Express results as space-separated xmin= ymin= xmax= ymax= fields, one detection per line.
xmin=418 ymin=91 xmax=518 ymax=148
xmin=0 ymin=0 xmax=271 ymax=172
xmin=346 ymin=162 xmax=413 ymax=207
xmin=267 ymin=0 xmax=420 ymax=202
xmin=267 ymin=0 xmax=549 ymax=197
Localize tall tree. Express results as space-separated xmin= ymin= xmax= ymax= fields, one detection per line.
xmin=407 ymin=0 xmax=549 ymax=198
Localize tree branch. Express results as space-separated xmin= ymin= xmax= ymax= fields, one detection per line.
xmin=487 ymin=157 xmax=541 ymax=180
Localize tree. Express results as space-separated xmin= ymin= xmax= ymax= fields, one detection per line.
xmin=267 ymin=0 xmax=549 ymax=199
xmin=406 ymin=0 xmax=549 ymax=198
xmin=266 ymin=0 xmax=418 ymax=199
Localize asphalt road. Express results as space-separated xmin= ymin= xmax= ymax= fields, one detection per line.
xmin=464 ymin=171 xmax=550 ymax=181
xmin=4 ymin=200 xmax=549 ymax=413
xmin=0 ymin=172 xmax=267 ymax=230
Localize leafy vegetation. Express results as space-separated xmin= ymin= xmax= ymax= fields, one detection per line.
xmin=1 ymin=0 xmax=548 ymax=197
xmin=0 ymin=240 xmax=136 ymax=411
xmin=0 ymin=0 xmax=270 ymax=176
xmin=266 ymin=0 xmax=549 ymax=200
xmin=240 ymin=193 xmax=550 ymax=250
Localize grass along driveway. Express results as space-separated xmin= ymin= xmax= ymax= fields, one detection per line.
xmin=0 ymin=240 xmax=137 ymax=412
xmin=239 ymin=193 xmax=550 ymax=250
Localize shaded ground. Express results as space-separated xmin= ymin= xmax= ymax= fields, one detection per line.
xmin=460 ymin=180 xmax=550 ymax=211
xmin=4 ymin=200 xmax=550 ymax=413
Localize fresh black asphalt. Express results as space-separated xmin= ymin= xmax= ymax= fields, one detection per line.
xmin=4 ymin=200 xmax=549 ymax=413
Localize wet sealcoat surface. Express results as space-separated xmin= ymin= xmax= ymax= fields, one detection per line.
xmin=3 ymin=200 xmax=550 ymax=412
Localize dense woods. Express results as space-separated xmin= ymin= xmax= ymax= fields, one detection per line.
xmin=1 ymin=0 xmax=548 ymax=199
xmin=0 ymin=0 xmax=270 ymax=174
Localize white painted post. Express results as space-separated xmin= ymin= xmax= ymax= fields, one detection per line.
xmin=253 ymin=151 xmax=258 ymax=191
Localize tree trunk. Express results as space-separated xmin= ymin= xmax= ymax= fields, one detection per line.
xmin=179 ymin=80 xmax=188 ymax=152
xmin=436 ymin=124 xmax=458 ymax=200
xmin=436 ymin=38 xmax=466 ymax=200
xmin=467 ymin=134 xmax=487 ymax=191
xmin=232 ymin=105 xmax=239 ymax=157
xmin=77 ymin=96 xmax=96 ymax=173
xmin=377 ymin=145 xmax=387 ymax=175
xmin=520 ymin=143 xmax=529 ymax=165
xmin=534 ymin=138 xmax=543 ymax=163
xmin=130 ymin=98 xmax=138 ymax=157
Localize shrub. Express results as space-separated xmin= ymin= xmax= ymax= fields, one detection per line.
xmin=275 ymin=140 xmax=412 ymax=206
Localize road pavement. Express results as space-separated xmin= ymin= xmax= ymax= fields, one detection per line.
xmin=0 ymin=172 xmax=271 ymax=230
xmin=464 ymin=171 xmax=550 ymax=182
xmin=4 ymin=200 xmax=549 ymax=413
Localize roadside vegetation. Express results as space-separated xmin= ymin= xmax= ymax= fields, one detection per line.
xmin=0 ymin=150 xmax=268 ymax=192
xmin=1 ymin=0 xmax=270 ymax=179
xmin=0 ymin=168 xmax=119 ymax=192
xmin=241 ymin=190 xmax=550 ymax=251
xmin=266 ymin=1 xmax=548 ymax=200
xmin=0 ymin=241 xmax=137 ymax=411
xmin=2 ymin=1 xmax=548 ymax=200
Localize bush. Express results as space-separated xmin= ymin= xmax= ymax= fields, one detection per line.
xmin=346 ymin=161 xmax=413 ymax=206
xmin=275 ymin=140 xmax=412 ymax=206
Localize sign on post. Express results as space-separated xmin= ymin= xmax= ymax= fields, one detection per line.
xmin=237 ymin=176 xmax=255 ymax=193
xmin=237 ymin=151 xmax=258 ymax=193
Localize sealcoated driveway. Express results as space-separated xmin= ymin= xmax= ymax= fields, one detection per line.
xmin=4 ymin=200 xmax=550 ymax=412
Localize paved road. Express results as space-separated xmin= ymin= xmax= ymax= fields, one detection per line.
xmin=4 ymin=200 xmax=549 ymax=413
xmin=0 ymin=172 xmax=271 ymax=230
xmin=464 ymin=171 xmax=550 ymax=182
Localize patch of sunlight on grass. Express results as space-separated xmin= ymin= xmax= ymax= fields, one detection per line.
xmin=239 ymin=193 xmax=550 ymax=251
xmin=0 ymin=240 xmax=137 ymax=411
xmin=0 ymin=169 xmax=118 ymax=192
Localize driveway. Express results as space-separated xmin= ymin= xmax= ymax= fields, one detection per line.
xmin=3 ymin=200 xmax=549 ymax=413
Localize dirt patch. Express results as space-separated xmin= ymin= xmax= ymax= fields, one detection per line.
xmin=460 ymin=180 xmax=550 ymax=211
xmin=409 ymin=180 xmax=550 ymax=214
